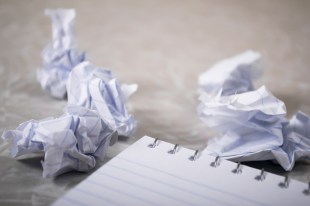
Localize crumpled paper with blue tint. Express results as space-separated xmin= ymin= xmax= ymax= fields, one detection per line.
xmin=67 ymin=61 xmax=138 ymax=137
xmin=198 ymin=86 xmax=287 ymax=162
xmin=198 ymin=51 xmax=310 ymax=171
xmin=198 ymin=86 xmax=287 ymax=155
xmin=2 ymin=106 xmax=117 ymax=178
xmin=198 ymin=50 xmax=262 ymax=96
xmin=1 ymin=8 xmax=138 ymax=178
xmin=277 ymin=111 xmax=310 ymax=170
xmin=37 ymin=9 xmax=86 ymax=99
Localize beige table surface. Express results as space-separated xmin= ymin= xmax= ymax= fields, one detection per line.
xmin=0 ymin=0 xmax=310 ymax=205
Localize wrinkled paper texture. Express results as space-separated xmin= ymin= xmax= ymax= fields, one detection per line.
xmin=2 ymin=106 xmax=117 ymax=178
xmin=198 ymin=51 xmax=310 ymax=171
xmin=199 ymin=50 xmax=262 ymax=96
xmin=67 ymin=61 xmax=138 ymax=137
xmin=1 ymin=9 xmax=138 ymax=178
xmin=37 ymin=9 xmax=86 ymax=99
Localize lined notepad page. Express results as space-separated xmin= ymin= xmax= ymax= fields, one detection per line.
xmin=53 ymin=136 xmax=309 ymax=206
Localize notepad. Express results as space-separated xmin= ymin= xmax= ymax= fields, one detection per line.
xmin=53 ymin=136 xmax=310 ymax=206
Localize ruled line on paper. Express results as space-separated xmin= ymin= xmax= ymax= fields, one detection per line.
xmin=85 ymin=179 xmax=158 ymax=206
xmin=52 ymin=136 xmax=309 ymax=206
xmin=114 ymin=156 xmax=270 ymax=206
xmin=93 ymin=171 xmax=199 ymax=206
xmin=103 ymin=163 xmax=236 ymax=206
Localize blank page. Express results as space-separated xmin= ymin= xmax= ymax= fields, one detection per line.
xmin=53 ymin=136 xmax=309 ymax=206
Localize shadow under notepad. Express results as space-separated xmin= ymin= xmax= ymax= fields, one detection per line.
xmin=243 ymin=160 xmax=289 ymax=176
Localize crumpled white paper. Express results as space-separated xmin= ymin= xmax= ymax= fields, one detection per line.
xmin=2 ymin=8 xmax=139 ymax=177
xmin=67 ymin=61 xmax=138 ymax=137
xmin=2 ymin=106 xmax=117 ymax=178
xmin=198 ymin=50 xmax=262 ymax=96
xmin=198 ymin=51 xmax=310 ymax=171
xmin=204 ymin=110 xmax=310 ymax=171
xmin=198 ymin=86 xmax=287 ymax=154
xmin=37 ymin=9 xmax=86 ymax=99
xmin=274 ymin=111 xmax=310 ymax=170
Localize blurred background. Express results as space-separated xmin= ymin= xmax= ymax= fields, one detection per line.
xmin=0 ymin=0 xmax=310 ymax=205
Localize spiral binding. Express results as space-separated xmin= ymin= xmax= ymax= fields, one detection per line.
xmin=303 ymin=183 xmax=310 ymax=196
xmin=148 ymin=138 xmax=159 ymax=148
xmin=210 ymin=156 xmax=221 ymax=168
xmin=255 ymin=168 xmax=266 ymax=181
xmin=189 ymin=150 xmax=199 ymax=161
xmin=147 ymin=138 xmax=310 ymax=195
xmin=168 ymin=144 xmax=179 ymax=154
xmin=278 ymin=175 xmax=290 ymax=188
xmin=232 ymin=162 xmax=242 ymax=174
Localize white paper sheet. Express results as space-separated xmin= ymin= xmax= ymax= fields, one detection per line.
xmin=37 ymin=9 xmax=86 ymax=99
xmin=198 ymin=50 xmax=262 ymax=96
xmin=52 ymin=136 xmax=310 ymax=206
xmin=2 ymin=106 xmax=117 ymax=178
xmin=67 ymin=61 xmax=138 ymax=137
